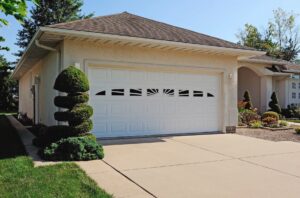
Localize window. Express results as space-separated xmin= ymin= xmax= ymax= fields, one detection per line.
xmin=207 ymin=93 xmax=214 ymax=97
xmin=292 ymin=82 xmax=296 ymax=89
xmin=193 ymin=90 xmax=203 ymax=97
xmin=147 ymin=89 xmax=159 ymax=96
xmin=112 ymin=89 xmax=124 ymax=96
xmin=179 ymin=90 xmax=189 ymax=97
xmin=298 ymin=93 xmax=300 ymax=99
xmin=163 ymin=89 xmax=174 ymax=96
xmin=96 ymin=90 xmax=106 ymax=96
xmin=130 ymin=89 xmax=142 ymax=96
xmin=298 ymin=83 xmax=300 ymax=89
xmin=292 ymin=92 xmax=296 ymax=99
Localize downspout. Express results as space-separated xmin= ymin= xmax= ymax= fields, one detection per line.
xmin=35 ymin=40 xmax=62 ymax=125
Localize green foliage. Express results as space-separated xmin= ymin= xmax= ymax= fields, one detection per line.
xmin=262 ymin=111 xmax=280 ymax=121
xmin=0 ymin=55 xmax=17 ymax=111
xmin=262 ymin=116 xmax=278 ymax=127
xmin=295 ymin=128 xmax=300 ymax=134
xmin=0 ymin=0 xmax=36 ymax=51
xmin=33 ymin=125 xmax=74 ymax=147
xmin=237 ymin=8 xmax=300 ymax=61
xmin=69 ymin=104 xmax=93 ymax=124
xmin=70 ymin=119 xmax=93 ymax=134
xmin=54 ymin=66 xmax=89 ymax=93
xmin=54 ymin=93 xmax=89 ymax=108
xmin=42 ymin=136 xmax=104 ymax=161
xmin=239 ymin=109 xmax=261 ymax=125
xmin=279 ymin=120 xmax=288 ymax=127
xmin=249 ymin=120 xmax=262 ymax=128
xmin=268 ymin=92 xmax=281 ymax=114
xmin=15 ymin=0 xmax=93 ymax=56
xmin=243 ymin=90 xmax=253 ymax=110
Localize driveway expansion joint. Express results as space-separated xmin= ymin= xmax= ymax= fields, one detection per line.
xmin=102 ymin=159 xmax=157 ymax=198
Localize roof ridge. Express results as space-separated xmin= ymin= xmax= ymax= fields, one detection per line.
xmin=121 ymin=12 xmax=250 ymax=49
xmin=47 ymin=11 xmax=128 ymax=28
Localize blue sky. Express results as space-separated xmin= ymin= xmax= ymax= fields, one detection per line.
xmin=1 ymin=0 xmax=300 ymax=62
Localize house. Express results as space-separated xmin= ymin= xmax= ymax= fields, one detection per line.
xmin=12 ymin=12 xmax=299 ymax=138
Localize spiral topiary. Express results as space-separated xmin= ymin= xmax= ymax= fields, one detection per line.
xmin=53 ymin=66 xmax=93 ymax=135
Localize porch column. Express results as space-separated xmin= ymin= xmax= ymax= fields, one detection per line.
xmin=260 ymin=76 xmax=273 ymax=112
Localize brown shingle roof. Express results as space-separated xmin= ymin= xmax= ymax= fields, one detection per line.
xmin=48 ymin=12 xmax=255 ymax=51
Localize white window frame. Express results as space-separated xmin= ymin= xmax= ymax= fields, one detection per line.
xmin=292 ymin=92 xmax=296 ymax=99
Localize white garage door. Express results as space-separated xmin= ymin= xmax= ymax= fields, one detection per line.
xmin=89 ymin=67 xmax=221 ymax=138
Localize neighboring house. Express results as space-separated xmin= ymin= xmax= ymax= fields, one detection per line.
xmin=238 ymin=55 xmax=300 ymax=112
xmin=12 ymin=12 xmax=298 ymax=138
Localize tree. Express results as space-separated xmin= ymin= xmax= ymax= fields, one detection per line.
xmin=0 ymin=0 xmax=36 ymax=51
xmin=237 ymin=8 xmax=300 ymax=61
xmin=243 ymin=90 xmax=253 ymax=110
xmin=269 ymin=92 xmax=281 ymax=114
xmin=0 ymin=55 xmax=17 ymax=111
xmin=15 ymin=0 xmax=93 ymax=57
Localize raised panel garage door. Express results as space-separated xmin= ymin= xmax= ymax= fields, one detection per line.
xmin=89 ymin=67 xmax=222 ymax=138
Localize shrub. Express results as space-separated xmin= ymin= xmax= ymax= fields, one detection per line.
xmin=262 ymin=111 xmax=279 ymax=121
xmin=268 ymin=92 xmax=281 ymax=114
xmin=54 ymin=93 xmax=89 ymax=109
xmin=54 ymin=66 xmax=89 ymax=93
xmin=52 ymin=66 xmax=93 ymax=137
xmin=279 ymin=120 xmax=288 ymax=127
xmin=42 ymin=137 xmax=104 ymax=161
xmin=239 ymin=109 xmax=260 ymax=125
xmin=295 ymin=128 xmax=300 ymax=134
xmin=243 ymin=90 xmax=253 ymax=110
xmin=262 ymin=116 xmax=278 ymax=127
xmin=249 ymin=120 xmax=262 ymax=128
xmin=33 ymin=125 xmax=75 ymax=147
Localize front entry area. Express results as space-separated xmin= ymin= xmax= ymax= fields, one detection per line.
xmin=88 ymin=66 xmax=222 ymax=138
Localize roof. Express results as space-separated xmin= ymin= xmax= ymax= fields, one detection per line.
xmin=240 ymin=55 xmax=300 ymax=73
xmin=48 ymin=12 xmax=255 ymax=51
xmin=12 ymin=12 xmax=265 ymax=80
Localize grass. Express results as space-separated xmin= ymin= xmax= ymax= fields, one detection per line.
xmin=0 ymin=115 xmax=112 ymax=198
xmin=286 ymin=120 xmax=300 ymax=123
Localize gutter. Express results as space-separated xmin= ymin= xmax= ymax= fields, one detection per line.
xmin=238 ymin=57 xmax=288 ymax=66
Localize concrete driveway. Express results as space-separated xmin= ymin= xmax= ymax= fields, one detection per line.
xmin=80 ymin=134 xmax=300 ymax=198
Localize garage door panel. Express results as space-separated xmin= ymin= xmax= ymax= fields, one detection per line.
xmin=89 ymin=67 xmax=221 ymax=138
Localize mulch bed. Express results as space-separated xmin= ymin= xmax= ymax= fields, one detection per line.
xmin=236 ymin=127 xmax=300 ymax=143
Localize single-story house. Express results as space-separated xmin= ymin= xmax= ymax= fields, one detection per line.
xmin=12 ymin=12 xmax=300 ymax=138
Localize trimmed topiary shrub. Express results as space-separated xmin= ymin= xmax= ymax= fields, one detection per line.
xmin=269 ymin=92 xmax=281 ymax=114
xmin=42 ymin=136 xmax=104 ymax=161
xmin=34 ymin=66 xmax=104 ymax=161
xmin=54 ymin=66 xmax=89 ymax=93
xmin=243 ymin=90 xmax=253 ymax=110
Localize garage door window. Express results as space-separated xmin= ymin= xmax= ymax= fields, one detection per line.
xmin=130 ymin=89 xmax=142 ymax=96
xmin=207 ymin=93 xmax=214 ymax=97
xmin=163 ymin=89 xmax=174 ymax=96
xmin=112 ymin=89 xmax=124 ymax=96
xmin=96 ymin=90 xmax=106 ymax=96
xmin=179 ymin=90 xmax=189 ymax=97
xmin=193 ymin=90 xmax=203 ymax=97
xmin=147 ymin=89 xmax=159 ymax=96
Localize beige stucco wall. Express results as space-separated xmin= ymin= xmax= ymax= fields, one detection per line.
xmin=61 ymin=39 xmax=239 ymax=131
xmin=18 ymin=62 xmax=41 ymax=119
xmin=18 ymin=51 xmax=58 ymax=125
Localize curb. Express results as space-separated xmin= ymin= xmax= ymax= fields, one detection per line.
xmin=6 ymin=115 xmax=59 ymax=167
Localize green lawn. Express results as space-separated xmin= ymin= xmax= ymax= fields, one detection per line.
xmin=286 ymin=120 xmax=300 ymax=123
xmin=0 ymin=115 xmax=112 ymax=198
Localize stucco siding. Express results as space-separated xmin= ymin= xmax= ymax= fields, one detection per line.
xmin=18 ymin=51 xmax=58 ymax=125
xmin=18 ymin=62 xmax=42 ymax=119
xmin=38 ymin=51 xmax=59 ymax=125
xmin=238 ymin=67 xmax=261 ymax=110
xmin=62 ymin=39 xmax=239 ymax=131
